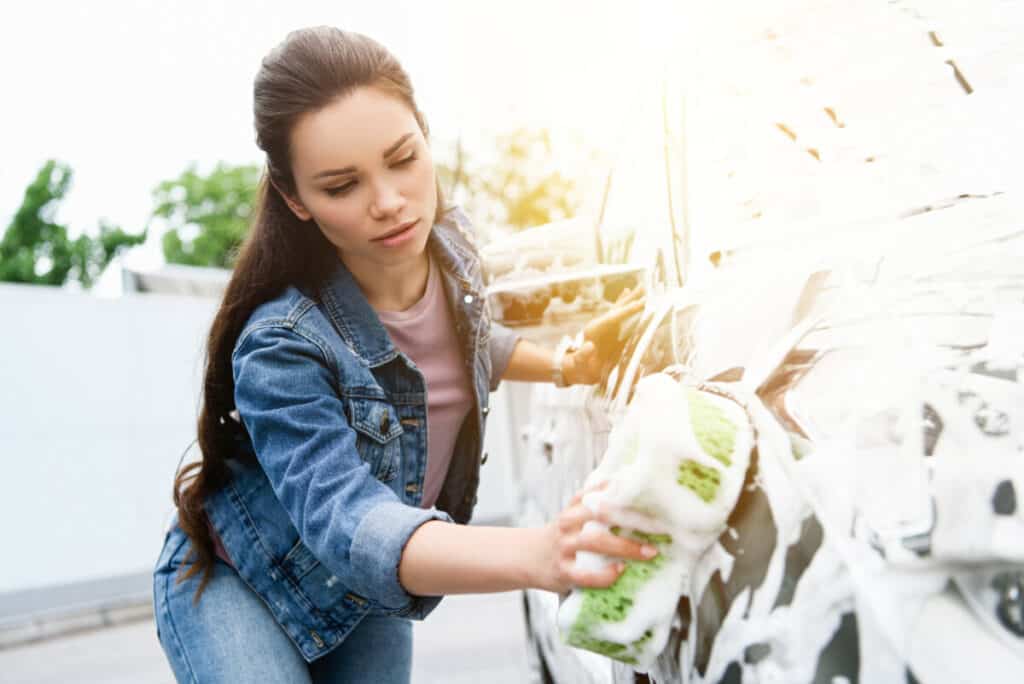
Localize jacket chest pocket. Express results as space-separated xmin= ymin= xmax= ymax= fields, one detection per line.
xmin=346 ymin=398 xmax=403 ymax=482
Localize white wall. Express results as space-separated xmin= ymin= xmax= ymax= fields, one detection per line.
xmin=0 ymin=284 xmax=215 ymax=593
xmin=0 ymin=283 xmax=517 ymax=596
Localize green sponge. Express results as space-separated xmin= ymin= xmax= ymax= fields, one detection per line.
xmin=566 ymin=539 xmax=669 ymax=663
xmin=608 ymin=527 xmax=673 ymax=546
xmin=560 ymin=379 xmax=752 ymax=667
xmin=677 ymin=459 xmax=721 ymax=502
xmin=568 ymin=629 xmax=655 ymax=665
xmin=629 ymin=530 xmax=674 ymax=545
xmin=686 ymin=389 xmax=737 ymax=466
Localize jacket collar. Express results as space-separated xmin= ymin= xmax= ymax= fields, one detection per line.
xmin=317 ymin=216 xmax=482 ymax=367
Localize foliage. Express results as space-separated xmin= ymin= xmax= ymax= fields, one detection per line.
xmin=436 ymin=128 xmax=580 ymax=233
xmin=73 ymin=220 xmax=150 ymax=288
xmin=153 ymin=162 xmax=261 ymax=268
xmin=0 ymin=160 xmax=145 ymax=288
xmin=0 ymin=130 xmax=580 ymax=283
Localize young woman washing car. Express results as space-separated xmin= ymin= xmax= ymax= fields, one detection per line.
xmin=152 ymin=26 xmax=648 ymax=683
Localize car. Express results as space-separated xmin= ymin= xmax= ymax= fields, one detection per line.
xmin=476 ymin=2 xmax=1022 ymax=679
xmin=487 ymin=195 xmax=1023 ymax=683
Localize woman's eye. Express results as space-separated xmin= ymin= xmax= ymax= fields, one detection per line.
xmin=326 ymin=182 xmax=356 ymax=197
xmin=324 ymin=154 xmax=414 ymax=196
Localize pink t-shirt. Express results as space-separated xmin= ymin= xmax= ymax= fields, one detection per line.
xmin=377 ymin=254 xmax=474 ymax=509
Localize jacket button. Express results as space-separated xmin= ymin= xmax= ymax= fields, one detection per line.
xmin=405 ymin=483 xmax=419 ymax=493
xmin=310 ymin=630 xmax=325 ymax=649
xmin=481 ymin=452 xmax=489 ymax=465
xmin=463 ymin=294 xmax=474 ymax=304
xmin=482 ymin=406 xmax=490 ymax=416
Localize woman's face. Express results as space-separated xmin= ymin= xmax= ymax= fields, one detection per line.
xmin=281 ymin=86 xmax=438 ymax=274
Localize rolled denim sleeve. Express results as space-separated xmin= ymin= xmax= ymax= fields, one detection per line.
xmin=487 ymin=321 xmax=521 ymax=391
xmin=350 ymin=500 xmax=448 ymax=618
xmin=232 ymin=324 xmax=452 ymax=616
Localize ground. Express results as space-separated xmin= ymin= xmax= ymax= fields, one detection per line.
xmin=0 ymin=591 xmax=531 ymax=683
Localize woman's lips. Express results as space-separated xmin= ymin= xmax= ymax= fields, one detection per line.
xmin=373 ymin=219 xmax=419 ymax=246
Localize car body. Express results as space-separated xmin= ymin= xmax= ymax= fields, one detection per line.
xmin=478 ymin=2 xmax=1022 ymax=680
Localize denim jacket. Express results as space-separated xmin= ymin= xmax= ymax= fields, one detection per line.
xmin=201 ymin=207 xmax=519 ymax=662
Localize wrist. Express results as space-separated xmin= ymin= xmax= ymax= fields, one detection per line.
xmin=523 ymin=524 xmax=556 ymax=591
xmin=560 ymin=350 xmax=579 ymax=387
xmin=552 ymin=341 xmax=578 ymax=388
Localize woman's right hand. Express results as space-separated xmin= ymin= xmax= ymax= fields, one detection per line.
xmin=531 ymin=481 xmax=659 ymax=594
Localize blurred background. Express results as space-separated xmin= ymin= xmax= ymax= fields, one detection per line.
xmin=1 ymin=0 xmax=1021 ymax=681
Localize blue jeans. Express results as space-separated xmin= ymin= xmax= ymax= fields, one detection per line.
xmin=153 ymin=525 xmax=413 ymax=683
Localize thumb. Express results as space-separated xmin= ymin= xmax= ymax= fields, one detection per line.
xmin=575 ymin=340 xmax=598 ymax=367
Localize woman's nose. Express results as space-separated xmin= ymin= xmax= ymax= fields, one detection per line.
xmin=370 ymin=181 xmax=405 ymax=218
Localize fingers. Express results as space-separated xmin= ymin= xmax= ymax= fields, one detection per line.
xmin=615 ymin=285 xmax=646 ymax=306
xmin=574 ymin=288 xmax=648 ymax=383
xmin=555 ymin=480 xmax=667 ymax=592
xmin=557 ymin=505 xmax=593 ymax=534
xmin=592 ymin=298 xmax=646 ymax=332
xmin=575 ymin=340 xmax=597 ymax=360
xmin=575 ymin=526 xmax=657 ymax=563
xmin=558 ymin=527 xmax=660 ymax=589
xmin=566 ymin=341 xmax=602 ymax=385
xmin=612 ymin=298 xmax=646 ymax=322
xmin=584 ymin=301 xmax=647 ymax=351
xmin=595 ymin=502 xmax=674 ymax=535
xmin=557 ymin=516 xmax=658 ymax=565
xmin=569 ymin=341 xmax=598 ymax=370
xmin=617 ymin=309 xmax=645 ymax=344
xmin=568 ymin=479 xmax=608 ymax=506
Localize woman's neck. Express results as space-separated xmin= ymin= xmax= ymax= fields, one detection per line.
xmin=341 ymin=249 xmax=431 ymax=313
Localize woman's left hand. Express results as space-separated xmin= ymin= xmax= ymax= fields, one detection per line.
xmin=563 ymin=287 xmax=646 ymax=385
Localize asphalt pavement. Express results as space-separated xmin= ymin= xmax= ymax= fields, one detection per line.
xmin=0 ymin=590 xmax=533 ymax=683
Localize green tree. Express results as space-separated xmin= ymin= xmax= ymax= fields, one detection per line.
xmin=71 ymin=219 xmax=150 ymax=288
xmin=153 ymin=162 xmax=261 ymax=268
xmin=0 ymin=160 xmax=145 ymax=287
xmin=437 ymin=128 xmax=581 ymax=233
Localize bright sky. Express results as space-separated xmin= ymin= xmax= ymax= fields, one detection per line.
xmin=9 ymin=0 xmax=1008 ymax=279
xmin=0 ymin=0 xmax=682 ymax=246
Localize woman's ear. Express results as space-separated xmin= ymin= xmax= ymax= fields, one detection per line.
xmin=270 ymin=178 xmax=313 ymax=222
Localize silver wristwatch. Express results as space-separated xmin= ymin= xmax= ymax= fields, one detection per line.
xmin=552 ymin=343 xmax=577 ymax=388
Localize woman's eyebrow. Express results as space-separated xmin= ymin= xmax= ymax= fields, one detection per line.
xmin=313 ymin=132 xmax=415 ymax=179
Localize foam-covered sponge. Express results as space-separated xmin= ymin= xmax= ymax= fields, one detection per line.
xmin=557 ymin=374 xmax=753 ymax=669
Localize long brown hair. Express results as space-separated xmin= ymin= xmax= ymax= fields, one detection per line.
xmin=173 ymin=26 xmax=446 ymax=602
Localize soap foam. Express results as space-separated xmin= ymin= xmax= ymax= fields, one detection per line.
xmin=557 ymin=374 xmax=754 ymax=669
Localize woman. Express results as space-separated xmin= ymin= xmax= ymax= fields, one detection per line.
xmin=152 ymin=26 xmax=652 ymax=683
